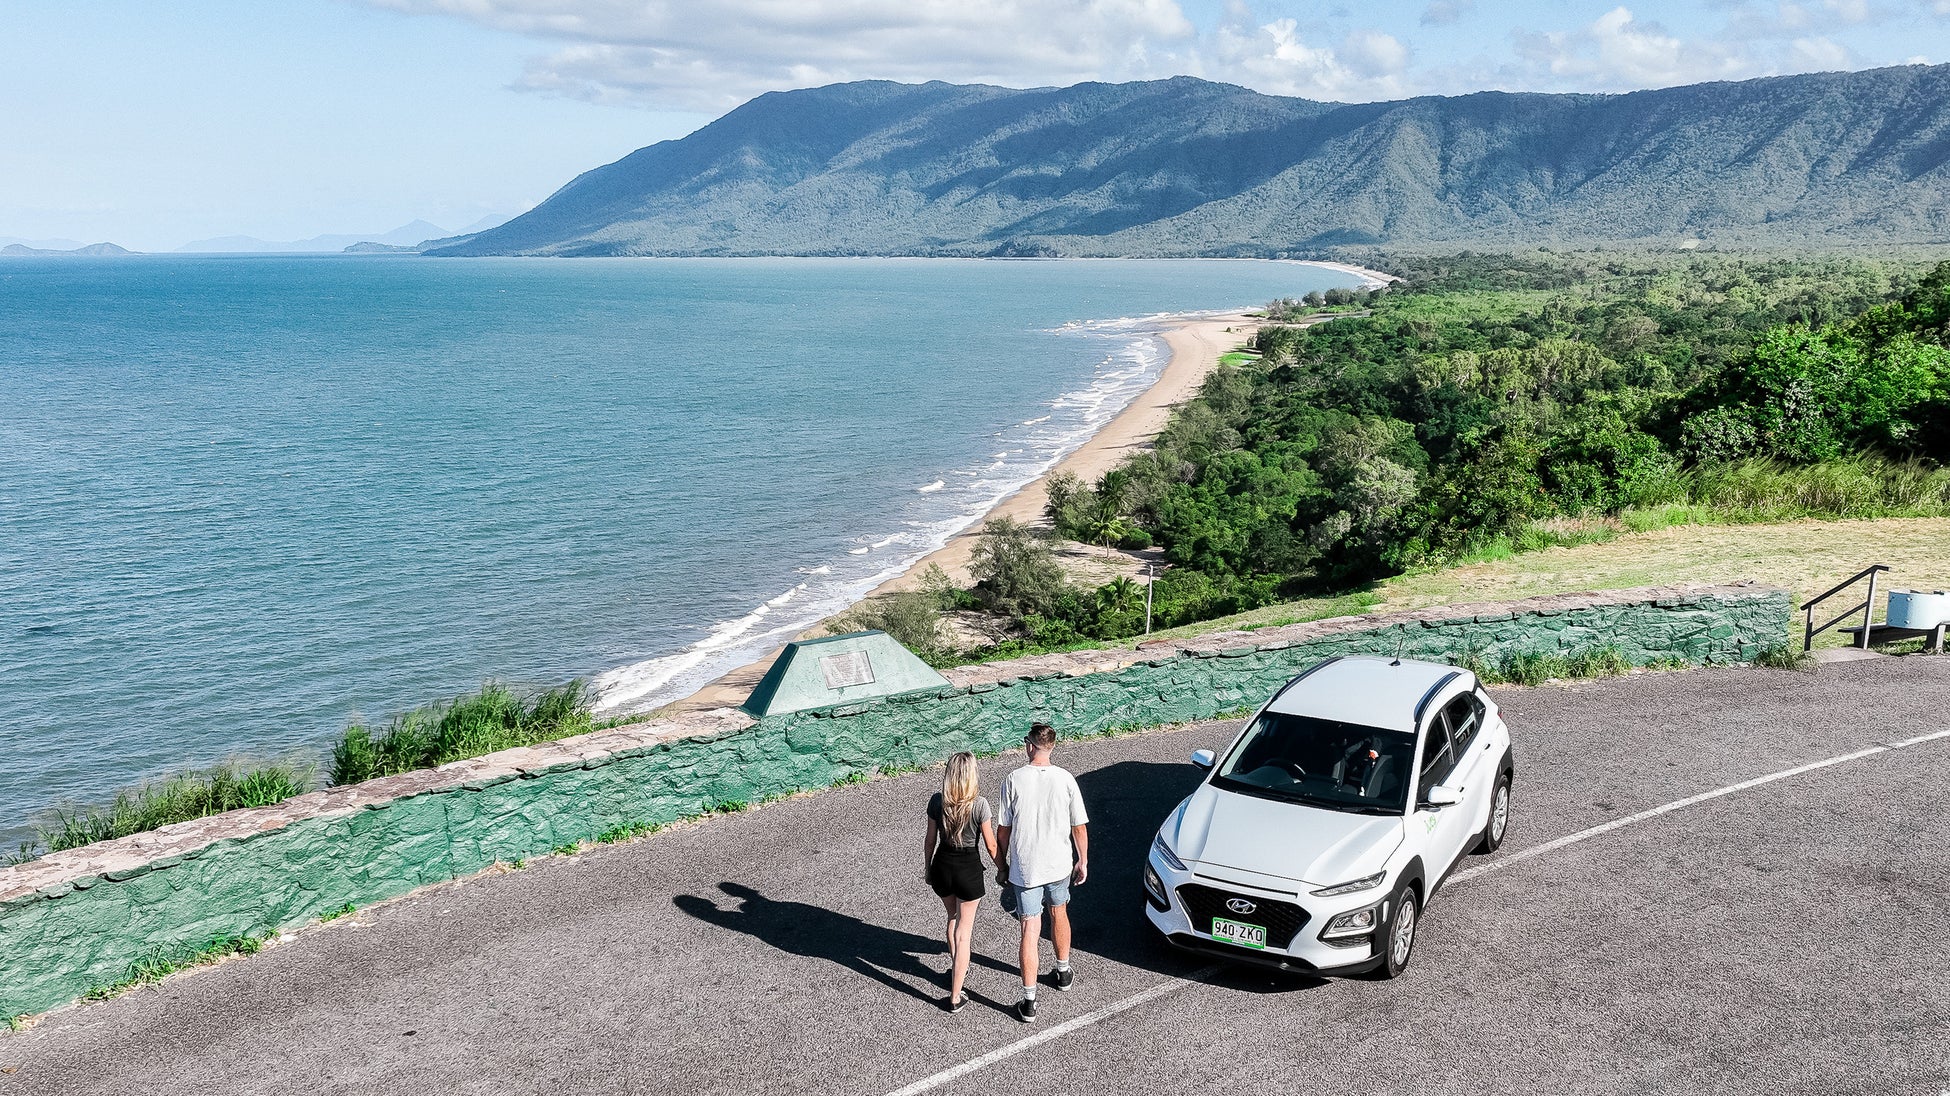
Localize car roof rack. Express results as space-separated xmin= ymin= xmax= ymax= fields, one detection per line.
xmin=1413 ymin=671 xmax=1462 ymax=726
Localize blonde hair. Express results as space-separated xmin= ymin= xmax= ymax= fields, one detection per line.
xmin=940 ymin=752 xmax=980 ymax=841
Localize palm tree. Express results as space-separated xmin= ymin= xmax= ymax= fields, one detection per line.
xmin=1096 ymin=576 xmax=1142 ymax=615
xmin=1084 ymin=500 xmax=1131 ymax=556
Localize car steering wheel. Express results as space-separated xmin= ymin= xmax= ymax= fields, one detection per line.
xmin=1273 ymin=758 xmax=1308 ymax=780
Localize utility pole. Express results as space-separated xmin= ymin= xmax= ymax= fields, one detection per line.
xmin=1144 ymin=562 xmax=1154 ymax=636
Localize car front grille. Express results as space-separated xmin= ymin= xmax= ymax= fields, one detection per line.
xmin=1177 ymin=882 xmax=1308 ymax=949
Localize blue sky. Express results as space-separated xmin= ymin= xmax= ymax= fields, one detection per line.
xmin=5 ymin=0 xmax=1947 ymax=250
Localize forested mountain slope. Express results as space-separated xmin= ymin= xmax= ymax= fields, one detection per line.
xmin=433 ymin=67 xmax=1950 ymax=257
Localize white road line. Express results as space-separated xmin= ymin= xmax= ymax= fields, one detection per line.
xmin=884 ymin=727 xmax=1950 ymax=1096
xmin=1449 ymin=725 xmax=1950 ymax=885
xmin=883 ymin=968 xmax=1218 ymax=1096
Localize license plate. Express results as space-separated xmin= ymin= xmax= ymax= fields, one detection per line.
xmin=1210 ymin=917 xmax=1266 ymax=949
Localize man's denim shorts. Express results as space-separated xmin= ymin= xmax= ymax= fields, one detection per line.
xmin=1010 ymin=876 xmax=1072 ymax=919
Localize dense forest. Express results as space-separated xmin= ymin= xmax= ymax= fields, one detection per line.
xmin=855 ymin=253 xmax=1950 ymax=662
xmin=435 ymin=68 xmax=1950 ymax=257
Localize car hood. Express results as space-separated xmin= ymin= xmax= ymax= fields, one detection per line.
xmin=1163 ymin=784 xmax=1403 ymax=888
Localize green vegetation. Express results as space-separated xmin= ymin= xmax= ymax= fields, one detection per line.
xmin=596 ymin=820 xmax=662 ymax=844
xmin=320 ymin=903 xmax=357 ymax=922
xmin=1012 ymin=255 xmax=1950 ymax=642
xmin=8 ymin=762 xmax=313 ymax=864
xmin=825 ymin=564 xmax=970 ymax=666
xmin=83 ymin=934 xmax=266 ymax=1002
xmin=885 ymin=254 xmax=1947 ymax=667
xmin=329 ymin=681 xmax=594 ymax=785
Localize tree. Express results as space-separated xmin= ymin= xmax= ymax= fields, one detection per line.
xmin=1095 ymin=575 xmax=1142 ymax=614
xmin=968 ymin=517 xmax=1069 ymax=618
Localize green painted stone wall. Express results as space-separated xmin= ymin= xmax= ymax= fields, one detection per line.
xmin=0 ymin=585 xmax=1791 ymax=1018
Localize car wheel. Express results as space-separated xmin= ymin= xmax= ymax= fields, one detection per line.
xmin=1475 ymin=769 xmax=1512 ymax=854
xmin=1375 ymin=884 xmax=1418 ymax=979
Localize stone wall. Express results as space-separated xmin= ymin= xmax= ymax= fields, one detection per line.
xmin=0 ymin=582 xmax=1791 ymax=1017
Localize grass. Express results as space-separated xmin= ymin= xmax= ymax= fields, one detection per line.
xmin=10 ymin=762 xmax=314 ymax=863
xmin=319 ymin=903 xmax=357 ymax=922
xmin=596 ymin=820 xmax=662 ymax=844
xmin=1753 ymin=643 xmax=1816 ymax=671
xmin=1132 ymin=516 xmax=1949 ymax=655
xmin=830 ymin=771 xmax=870 ymax=788
xmin=330 ymin=681 xmax=594 ymax=785
xmin=83 ymin=934 xmax=265 ymax=1002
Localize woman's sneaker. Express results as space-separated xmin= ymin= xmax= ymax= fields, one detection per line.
xmin=944 ymin=993 xmax=967 ymax=1013
xmin=1015 ymin=996 xmax=1037 ymax=1023
xmin=1052 ymin=966 xmax=1074 ymax=991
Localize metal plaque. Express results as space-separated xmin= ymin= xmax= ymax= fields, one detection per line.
xmin=819 ymin=650 xmax=876 ymax=690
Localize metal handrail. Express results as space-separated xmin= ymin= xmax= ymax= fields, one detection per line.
xmin=1801 ymin=564 xmax=1890 ymax=651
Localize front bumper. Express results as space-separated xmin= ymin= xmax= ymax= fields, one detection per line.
xmin=1143 ymin=849 xmax=1388 ymax=976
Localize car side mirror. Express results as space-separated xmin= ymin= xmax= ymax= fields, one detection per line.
xmin=1190 ymin=749 xmax=1215 ymax=769
xmin=1421 ymin=784 xmax=1462 ymax=808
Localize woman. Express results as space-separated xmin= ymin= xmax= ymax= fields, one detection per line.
xmin=924 ymin=751 xmax=998 ymax=1012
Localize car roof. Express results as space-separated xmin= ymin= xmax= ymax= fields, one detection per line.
xmin=1263 ymin=655 xmax=1471 ymax=733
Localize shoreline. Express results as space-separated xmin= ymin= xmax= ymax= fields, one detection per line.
xmin=649 ymin=260 xmax=1396 ymax=715
xmin=656 ymin=309 xmax=1261 ymax=714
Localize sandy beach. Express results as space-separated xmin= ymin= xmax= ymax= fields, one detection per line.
xmin=663 ymin=262 xmax=1392 ymax=713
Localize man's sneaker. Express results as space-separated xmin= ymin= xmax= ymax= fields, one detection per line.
xmin=1052 ymin=966 xmax=1074 ymax=991
xmin=1015 ymin=996 xmax=1037 ymax=1023
xmin=944 ymin=993 xmax=967 ymax=1014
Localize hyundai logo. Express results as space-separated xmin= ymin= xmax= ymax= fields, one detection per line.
xmin=1225 ymin=898 xmax=1258 ymax=915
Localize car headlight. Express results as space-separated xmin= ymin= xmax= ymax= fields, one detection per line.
xmin=1142 ymin=863 xmax=1169 ymax=907
xmin=1152 ymin=833 xmax=1188 ymax=872
xmin=1310 ymin=870 xmax=1386 ymax=897
xmin=1321 ymin=905 xmax=1379 ymax=940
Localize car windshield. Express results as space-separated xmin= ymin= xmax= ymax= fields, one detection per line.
xmin=1211 ymin=711 xmax=1416 ymax=814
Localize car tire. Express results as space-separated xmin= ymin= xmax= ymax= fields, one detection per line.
xmin=1475 ymin=768 xmax=1512 ymax=855
xmin=1375 ymin=883 xmax=1419 ymax=979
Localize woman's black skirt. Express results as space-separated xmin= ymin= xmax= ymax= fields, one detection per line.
xmin=928 ymin=845 xmax=985 ymax=901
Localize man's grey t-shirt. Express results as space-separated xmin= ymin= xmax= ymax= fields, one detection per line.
xmin=998 ymin=763 xmax=1089 ymax=888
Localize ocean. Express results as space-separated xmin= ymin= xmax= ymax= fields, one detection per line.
xmin=0 ymin=256 xmax=1357 ymax=840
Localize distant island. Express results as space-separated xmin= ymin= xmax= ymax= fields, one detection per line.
xmin=429 ymin=65 xmax=1950 ymax=258
xmin=175 ymin=215 xmax=511 ymax=255
xmin=0 ymin=242 xmax=136 ymax=257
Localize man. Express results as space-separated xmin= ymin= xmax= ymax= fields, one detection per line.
xmin=995 ymin=721 xmax=1089 ymax=1023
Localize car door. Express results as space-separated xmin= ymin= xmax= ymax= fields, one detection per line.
xmin=1438 ymin=692 xmax=1496 ymax=850
xmin=1412 ymin=707 xmax=1474 ymax=878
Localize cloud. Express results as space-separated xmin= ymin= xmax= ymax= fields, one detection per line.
xmin=1789 ymin=35 xmax=1855 ymax=68
xmin=1201 ymin=19 xmax=1412 ymax=100
xmin=364 ymin=0 xmax=1195 ymax=111
xmin=1511 ymin=6 xmax=1757 ymax=89
xmin=359 ymin=0 xmax=1939 ymax=113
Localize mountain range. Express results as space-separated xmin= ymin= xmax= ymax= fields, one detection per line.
xmin=431 ymin=65 xmax=1950 ymax=258
xmin=176 ymin=215 xmax=512 ymax=254
xmin=0 ymin=242 xmax=136 ymax=257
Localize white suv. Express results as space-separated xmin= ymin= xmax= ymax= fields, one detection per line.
xmin=1143 ymin=655 xmax=1514 ymax=978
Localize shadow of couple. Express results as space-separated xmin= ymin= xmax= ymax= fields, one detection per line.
xmin=674 ymin=881 xmax=1022 ymax=1010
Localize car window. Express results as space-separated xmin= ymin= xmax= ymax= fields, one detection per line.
xmin=1442 ymin=694 xmax=1482 ymax=754
xmin=1419 ymin=712 xmax=1456 ymax=790
xmin=1212 ymin=711 xmax=1417 ymax=814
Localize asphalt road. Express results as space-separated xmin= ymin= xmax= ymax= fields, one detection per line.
xmin=4 ymin=657 xmax=1947 ymax=1096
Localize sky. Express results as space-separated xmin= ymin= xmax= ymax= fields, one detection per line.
xmin=4 ymin=0 xmax=1948 ymax=251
